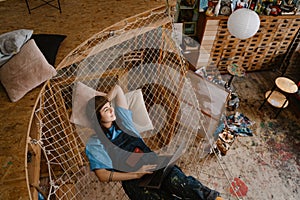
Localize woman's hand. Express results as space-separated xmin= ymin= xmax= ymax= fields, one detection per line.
xmin=137 ymin=164 xmax=157 ymax=173
xmin=106 ymin=84 xmax=128 ymax=109
xmin=133 ymin=164 xmax=157 ymax=179
xmin=95 ymin=165 xmax=157 ymax=182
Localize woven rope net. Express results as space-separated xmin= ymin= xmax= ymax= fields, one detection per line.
xmin=27 ymin=4 xmax=239 ymax=200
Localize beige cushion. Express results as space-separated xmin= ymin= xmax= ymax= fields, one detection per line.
xmin=70 ymin=82 xmax=154 ymax=133
xmin=0 ymin=39 xmax=57 ymax=102
xmin=121 ymin=88 xmax=154 ymax=133
xmin=70 ymin=82 xmax=106 ymax=128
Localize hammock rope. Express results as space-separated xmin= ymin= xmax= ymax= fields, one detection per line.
xmin=27 ymin=4 xmax=241 ymax=200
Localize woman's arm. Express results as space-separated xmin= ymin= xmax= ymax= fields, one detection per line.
xmin=94 ymin=165 xmax=157 ymax=182
xmin=106 ymin=85 xmax=128 ymax=109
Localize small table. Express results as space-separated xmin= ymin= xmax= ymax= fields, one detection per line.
xmin=259 ymin=76 xmax=298 ymax=118
xmin=225 ymin=64 xmax=246 ymax=89
xmin=25 ymin=0 xmax=62 ymax=14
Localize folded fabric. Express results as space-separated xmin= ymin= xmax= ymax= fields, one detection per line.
xmin=226 ymin=112 xmax=254 ymax=136
xmin=0 ymin=29 xmax=33 ymax=66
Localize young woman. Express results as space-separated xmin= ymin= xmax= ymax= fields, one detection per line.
xmin=85 ymin=85 xmax=223 ymax=200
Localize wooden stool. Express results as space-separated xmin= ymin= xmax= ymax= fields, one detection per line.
xmin=259 ymin=77 xmax=297 ymax=118
xmin=275 ymin=77 xmax=298 ymax=94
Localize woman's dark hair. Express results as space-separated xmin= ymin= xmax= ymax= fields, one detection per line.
xmin=86 ymin=95 xmax=109 ymax=127
xmin=86 ymin=95 xmax=122 ymax=139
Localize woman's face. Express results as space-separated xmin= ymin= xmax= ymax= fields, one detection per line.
xmin=99 ymin=102 xmax=116 ymax=125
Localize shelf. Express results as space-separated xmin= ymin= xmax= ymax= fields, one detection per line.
xmin=180 ymin=5 xmax=196 ymax=9
xmin=179 ymin=0 xmax=197 ymax=9
xmin=205 ymin=14 xmax=300 ymax=20
xmin=197 ymin=13 xmax=300 ymax=72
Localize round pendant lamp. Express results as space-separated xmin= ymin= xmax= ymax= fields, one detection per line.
xmin=227 ymin=8 xmax=260 ymax=39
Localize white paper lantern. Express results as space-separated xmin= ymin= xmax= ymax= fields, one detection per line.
xmin=228 ymin=8 xmax=260 ymax=39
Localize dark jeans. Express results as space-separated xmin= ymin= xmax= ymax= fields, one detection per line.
xmin=122 ymin=166 xmax=220 ymax=200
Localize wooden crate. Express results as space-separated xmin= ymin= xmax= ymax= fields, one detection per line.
xmin=197 ymin=14 xmax=300 ymax=73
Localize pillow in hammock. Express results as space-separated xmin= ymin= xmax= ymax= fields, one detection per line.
xmin=70 ymin=82 xmax=106 ymax=128
xmin=0 ymin=29 xmax=33 ymax=66
xmin=70 ymin=82 xmax=154 ymax=133
xmin=0 ymin=39 xmax=57 ymax=102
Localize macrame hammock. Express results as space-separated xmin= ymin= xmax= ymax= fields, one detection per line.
xmin=27 ymin=3 xmax=241 ymax=200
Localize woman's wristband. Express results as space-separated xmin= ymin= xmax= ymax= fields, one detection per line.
xmin=108 ymin=171 xmax=114 ymax=182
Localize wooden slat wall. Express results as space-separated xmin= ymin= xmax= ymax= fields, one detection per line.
xmin=197 ymin=19 xmax=219 ymax=67
xmin=197 ymin=14 xmax=300 ymax=73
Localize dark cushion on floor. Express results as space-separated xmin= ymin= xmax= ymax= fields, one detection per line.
xmin=31 ymin=34 xmax=66 ymax=66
